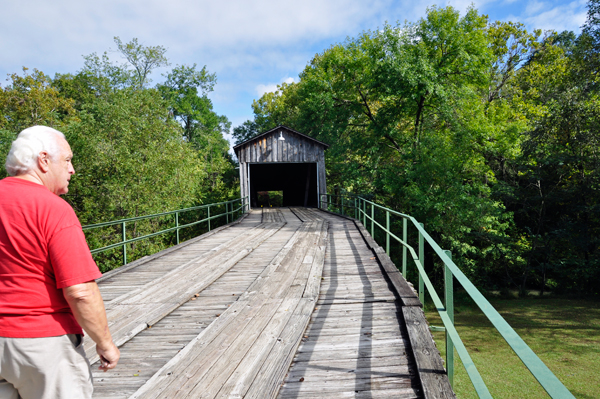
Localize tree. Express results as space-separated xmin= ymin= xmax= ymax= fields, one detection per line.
xmin=113 ymin=37 xmax=169 ymax=89
xmin=157 ymin=64 xmax=227 ymax=146
xmin=1 ymin=38 xmax=238 ymax=270
xmin=64 ymin=87 xmax=207 ymax=270
xmin=157 ymin=64 xmax=233 ymax=197
xmin=582 ymin=0 xmax=600 ymax=70
xmin=0 ymin=68 xmax=78 ymax=176
xmin=232 ymin=120 xmax=260 ymax=146
xmin=486 ymin=21 xmax=541 ymax=104
xmin=246 ymin=6 xmax=526 ymax=288
xmin=501 ymin=3 xmax=600 ymax=294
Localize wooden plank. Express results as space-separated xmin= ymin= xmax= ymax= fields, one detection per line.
xmin=167 ymin=297 xmax=286 ymax=398
xmin=268 ymin=137 xmax=272 ymax=161
xmin=97 ymin=212 xmax=250 ymax=284
xmin=94 ymin=208 xmax=447 ymax=398
xmin=130 ymin=221 xmax=326 ymax=399
xmin=317 ymin=209 xmax=421 ymax=308
xmin=245 ymin=299 xmax=315 ymax=399
xmin=403 ymin=306 xmax=455 ymax=399
xmin=278 ymin=212 xmax=423 ymax=399
xmin=93 ymin=214 xmax=302 ymax=398
xmin=85 ymin=222 xmax=286 ymax=363
xmin=372 ymin=247 xmax=421 ymax=307
xmin=215 ymin=295 xmax=300 ymax=398
xmin=279 ymin=377 xmax=418 ymax=397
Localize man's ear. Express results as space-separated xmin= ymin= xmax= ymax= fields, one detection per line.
xmin=38 ymin=151 xmax=50 ymax=173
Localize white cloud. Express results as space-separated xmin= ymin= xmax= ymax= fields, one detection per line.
xmin=1 ymin=0 xmax=588 ymax=130
xmin=255 ymin=77 xmax=297 ymax=97
xmin=1 ymin=0 xmax=421 ymax=70
xmin=255 ymin=83 xmax=279 ymax=97
xmin=524 ymin=0 xmax=546 ymax=15
xmin=521 ymin=0 xmax=587 ymax=32
xmin=498 ymin=0 xmax=587 ymax=33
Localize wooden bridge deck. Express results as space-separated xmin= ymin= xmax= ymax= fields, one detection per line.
xmin=89 ymin=208 xmax=453 ymax=399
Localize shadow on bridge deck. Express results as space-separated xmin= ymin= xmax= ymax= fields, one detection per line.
xmin=90 ymin=208 xmax=452 ymax=399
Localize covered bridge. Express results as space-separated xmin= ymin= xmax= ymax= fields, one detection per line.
xmin=233 ymin=126 xmax=329 ymax=208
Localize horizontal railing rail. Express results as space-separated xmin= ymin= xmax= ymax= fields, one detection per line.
xmin=83 ymin=197 xmax=249 ymax=266
xmin=320 ymin=192 xmax=574 ymax=399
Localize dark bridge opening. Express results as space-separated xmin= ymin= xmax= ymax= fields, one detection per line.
xmin=249 ymin=163 xmax=318 ymax=208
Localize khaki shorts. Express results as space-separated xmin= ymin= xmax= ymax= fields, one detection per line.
xmin=0 ymin=334 xmax=93 ymax=399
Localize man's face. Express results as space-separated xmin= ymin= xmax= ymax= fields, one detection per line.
xmin=46 ymin=137 xmax=75 ymax=195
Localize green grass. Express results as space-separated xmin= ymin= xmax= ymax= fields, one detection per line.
xmin=424 ymin=295 xmax=600 ymax=398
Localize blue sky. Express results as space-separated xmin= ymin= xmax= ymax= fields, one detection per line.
xmin=0 ymin=0 xmax=588 ymax=144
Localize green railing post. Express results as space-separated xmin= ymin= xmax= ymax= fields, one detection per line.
xmin=402 ymin=218 xmax=408 ymax=276
xmin=363 ymin=199 xmax=367 ymax=227
xmin=386 ymin=210 xmax=390 ymax=256
xmin=175 ymin=212 xmax=180 ymax=245
xmin=418 ymin=222 xmax=424 ymax=304
xmin=371 ymin=202 xmax=374 ymax=238
xmin=354 ymin=197 xmax=357 ymax=219
xmin=226 ymin=202 xmax=229 ymax=224
xmin=341 ymin=195 xmax=344 ymax=216
xmin=444 ymin=249 xmax=455 ymax=387
xmin=208 ymin=206 xmax=211 ymax=231
xmin=122 ymin=222 xmax=127 ymax=265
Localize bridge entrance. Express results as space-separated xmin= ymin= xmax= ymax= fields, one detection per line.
xmin=233 ymin=126 xmax=329 ymax=210
xmin=249 ymin=162 xmax=318 ymax=208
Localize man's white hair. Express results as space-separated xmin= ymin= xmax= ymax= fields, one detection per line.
xmin=5 ymin=126 xmax=66 ymax=176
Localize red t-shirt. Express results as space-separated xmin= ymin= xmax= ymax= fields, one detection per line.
xmin=0 ymin=177 xmax=102 ymax=338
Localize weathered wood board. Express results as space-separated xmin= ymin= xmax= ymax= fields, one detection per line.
xmin=91 ymin=208 xmax=453 ymax=399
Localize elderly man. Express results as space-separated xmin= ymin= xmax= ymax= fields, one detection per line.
xmin=0 ymin=126 xmax=119 ymax=398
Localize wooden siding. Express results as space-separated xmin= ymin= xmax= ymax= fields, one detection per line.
xmin=236 ymin=129 xmax=324 ymax=164
xmin=235 ymin=128 xmax=328 ymax=208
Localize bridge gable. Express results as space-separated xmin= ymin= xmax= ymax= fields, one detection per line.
xmin=233 ymin=126 xmax=328 ymax=208
xmin=233 ymin=125 xmax=328 ymax=164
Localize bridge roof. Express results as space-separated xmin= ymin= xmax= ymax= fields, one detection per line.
xmin=232 ymin=125 xmax=330 ymax=153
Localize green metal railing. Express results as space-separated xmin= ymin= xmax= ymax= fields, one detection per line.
xmin=83 ymin=197 xmax=249 ymax=266
xmin=321 ymin=193 xmax=574 ymax=399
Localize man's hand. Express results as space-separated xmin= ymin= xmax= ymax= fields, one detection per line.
xmin=64 ymin=281 xmax=120 ymax=371
xmin=97 ymin=341 xmax=120 ymax=372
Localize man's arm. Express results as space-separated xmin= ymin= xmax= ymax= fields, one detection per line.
xmin=63 ymin=281 xmax=120 ymax=371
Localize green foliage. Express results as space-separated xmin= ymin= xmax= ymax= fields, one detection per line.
xmin=63 ymin=88 xmax=207 ymax=270
xmin=113 ymin=36 xmax=169 ymax=89
xmin=581 ymin=0 xmax=600 ymax=71
xmin=157 ymin=64 xmax=234 ymax=202
xmin=0 ymin=68 xmax=78 ymax=132
xmin=241 ymin=3 xmax=600 ymax=294
xmin=268 ymin=6 xmax=512 ymax=285
xmin=0 ymin=68 xmax=79 ymax=176
xmin=1 ymin=38 xmax=237 ymax=271
xmin=505 ymin=25 xmax=600 ymax=295
xmin=158 ymin=64 xmax=231 ymax=153
xmin=231 ymin=119 xmax=260 ymax=146
xmin=65 ymin=88 xmax=203 ymax=222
